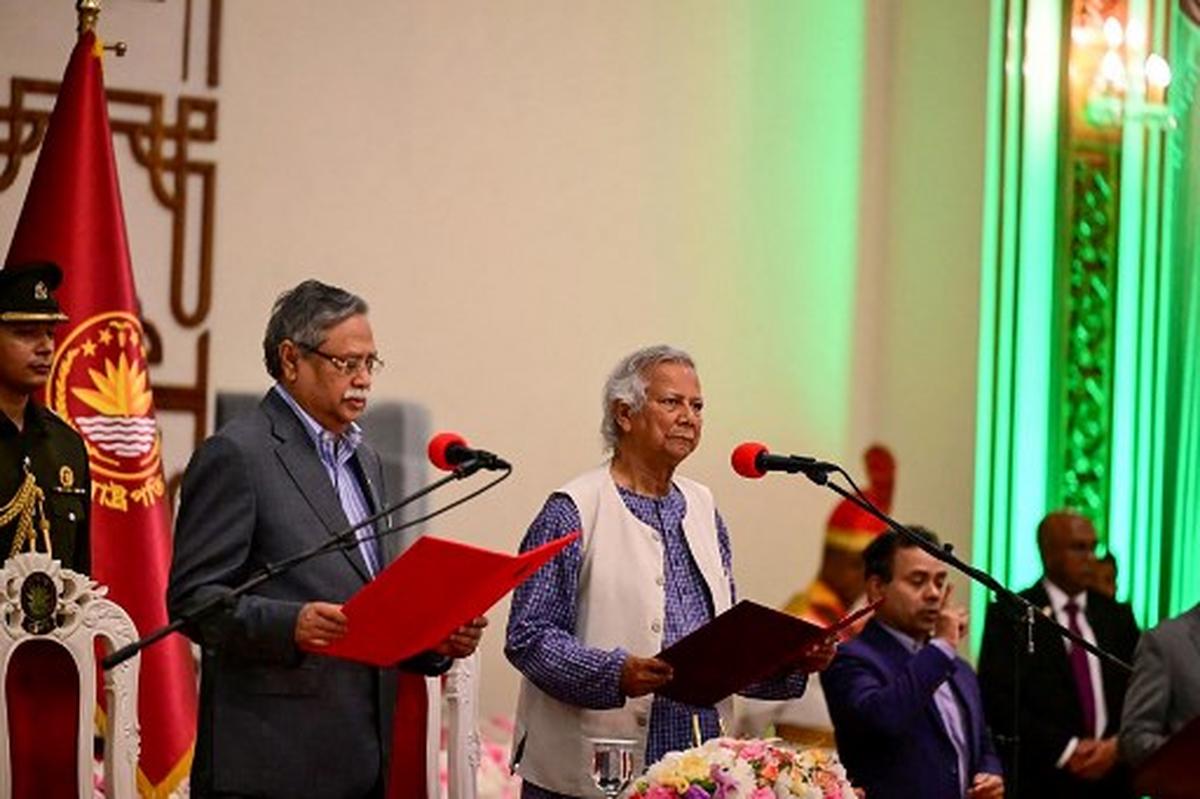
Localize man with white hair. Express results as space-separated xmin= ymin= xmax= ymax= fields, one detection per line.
xmin=506 ymin=344 xmax=829 ymax=799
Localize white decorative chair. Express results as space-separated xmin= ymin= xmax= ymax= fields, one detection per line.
xmin=426 ymin=652 xmax=481 ymax=799
xmin=0 ymin=553 xmax=140 ymax=799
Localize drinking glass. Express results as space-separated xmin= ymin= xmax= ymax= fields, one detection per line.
xmin=590 ymin=737 xmax=637 ymax=799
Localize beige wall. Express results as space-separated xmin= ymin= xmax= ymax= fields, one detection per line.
xmin=0 ymin=0 xmax=990 ymax=720
xmin=874 ymin=0 xmax=990 ymax=604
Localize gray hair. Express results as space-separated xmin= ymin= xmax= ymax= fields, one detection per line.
xmin=263 ymin=279 xmax=369 ymax=379
xmin=601 ymin=344 xmax=696 ymax=451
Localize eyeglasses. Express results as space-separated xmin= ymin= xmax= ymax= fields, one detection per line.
xmin=301 ymin=345 xmax=385 ymax=376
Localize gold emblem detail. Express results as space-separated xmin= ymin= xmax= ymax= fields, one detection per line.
xmin=59 ymin=466 xmax=75 ymax=489
xmin=33 ymin=281 xmax=48 ymax=301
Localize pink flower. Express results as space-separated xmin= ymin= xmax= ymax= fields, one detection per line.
xmin=750 ymin=788 xmax=774 ymax=799
xmin=739 ymin=740 xmax=767 ymax=760
xmin=645 ymin=786 xmax=677 ymax=799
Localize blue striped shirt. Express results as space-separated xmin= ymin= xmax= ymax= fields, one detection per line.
xmin=273 ymin=385 xmax=381 ymax=576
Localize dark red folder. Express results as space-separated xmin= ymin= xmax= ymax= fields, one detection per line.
xmin=1134 ymin=715 xmax=1200 ymax=799
xmin=324 ymin=532 xmax=579 ymax=666
xmin=654 ymin=598 xmax=878 ymax=706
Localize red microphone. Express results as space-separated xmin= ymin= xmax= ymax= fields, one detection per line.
xmin=731 ymin=441 xmax=835 ymax=479
xmin=731 ymin=442 xmax=770 ymax=478
xmin=427 ymin=432 xmax=511 ymax=472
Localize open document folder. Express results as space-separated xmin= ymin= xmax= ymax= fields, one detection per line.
xmin=324 ymin=532 xmax=580 ymax=666
xmin=655 ymin=598 xmax=880 ymax=706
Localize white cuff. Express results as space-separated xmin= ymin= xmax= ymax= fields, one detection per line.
xmin=1056 ymin=736 xmax=1079 ymax=768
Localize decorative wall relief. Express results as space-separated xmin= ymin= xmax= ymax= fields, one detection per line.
xmin=1 ymin=5 xmax=221 ymax=499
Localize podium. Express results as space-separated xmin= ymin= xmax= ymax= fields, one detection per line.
xmin=1134 ymin=715 xmax=1200 ymax=799
xmin=0 ymin=553 xmax=140 ymax=799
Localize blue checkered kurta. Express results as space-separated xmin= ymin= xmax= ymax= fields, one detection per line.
xmin=506 ymin=484 xmax=809 ymax=799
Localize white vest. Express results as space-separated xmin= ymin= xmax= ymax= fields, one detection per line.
xmin=512 ymin=466 xmax=733 ymax=796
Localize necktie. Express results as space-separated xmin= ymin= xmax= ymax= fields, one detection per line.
xmin=1064 ymin=601 xmax=1097 ymax=736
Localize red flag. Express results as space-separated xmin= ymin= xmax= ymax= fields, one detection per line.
xmin=6 ymin=31 xmax=197 ymax=797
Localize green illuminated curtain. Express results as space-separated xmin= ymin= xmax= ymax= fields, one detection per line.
xmin=972 ymin=0 xmax=1200 ymax=648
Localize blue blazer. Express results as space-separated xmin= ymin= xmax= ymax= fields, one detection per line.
xmin=821 ymin=619 xmax=1002 ymax=799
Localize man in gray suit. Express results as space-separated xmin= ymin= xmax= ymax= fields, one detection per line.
xmin=1119 ymin=602 xmax=1200 ymax=767
xmin=168 ymin=280 xmax=486 ymax=798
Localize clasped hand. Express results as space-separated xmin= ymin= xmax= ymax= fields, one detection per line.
xmin=1066 ymin=737 xmax=1119 ymax=780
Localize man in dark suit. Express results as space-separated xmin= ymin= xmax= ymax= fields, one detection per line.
xmin=168 ymin=280 xmax=486 ymax=799
xmin=977 ymin=510 xmax=1140 ymax=799
xmin=822 ymin=528 xmax=1004 ymax=799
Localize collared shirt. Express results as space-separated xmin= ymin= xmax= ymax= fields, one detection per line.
xmin=273 ymin=385 xmax=381 ymax=576
xmin=1042 ymin=578 xmax=1107 ymax=764
xmin=879 ymin=622 xmax=970 ymax=798
xmin=508 ymin=486 xmax=808 ymax=799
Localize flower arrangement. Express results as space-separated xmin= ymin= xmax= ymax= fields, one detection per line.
xmin=629 ymin=738 xmax=857 ymax=799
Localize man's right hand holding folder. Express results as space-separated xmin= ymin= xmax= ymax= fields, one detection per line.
xmin=619 ymin=655 xmax=675 ymax=697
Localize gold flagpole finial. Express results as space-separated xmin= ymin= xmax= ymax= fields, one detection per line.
xmin=76 ymin=0 xmax=101 ymax=37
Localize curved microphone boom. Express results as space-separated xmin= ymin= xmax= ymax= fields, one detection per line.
xmin=427 ymin=431 xmax=511 ymax=472
xmin=731 ymin=441 xmax=836 ymax=479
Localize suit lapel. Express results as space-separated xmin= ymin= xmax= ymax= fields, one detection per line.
xmin=350 ymin=451 xmax=393 ymax=569
xmin=1083 ymin=591 xmax=1110 ymax=648
xmin=863 ymin=622 xmax=959 ymax=752
xmin=861 ymin=620 xmax=910 ymax=665
xmin=1025 ymin=582 xmax=1072 ymax=666
xmin=948 ymin=662 xmax=981 ymax=767
xmin=265 ymin=391 xmax=372 ymax=583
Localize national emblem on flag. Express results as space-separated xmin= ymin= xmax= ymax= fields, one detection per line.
xmin=52 ymin=312 xmax=166 ymax=512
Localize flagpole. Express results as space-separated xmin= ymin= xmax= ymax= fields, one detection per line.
xmin=76 ymin=0 xmax=101 ymax=36
xmin=75 ymin=0 xmax=128 ymax=55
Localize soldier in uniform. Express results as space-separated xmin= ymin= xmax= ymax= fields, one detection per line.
xmin=0 ymin=261 xmax=90 ymax=572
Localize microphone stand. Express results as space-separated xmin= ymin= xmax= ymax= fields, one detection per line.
xmin=795 ymin=465 xmax=1131 ymax=797
xmin=102 ymin=458 xmax=505 ymax=671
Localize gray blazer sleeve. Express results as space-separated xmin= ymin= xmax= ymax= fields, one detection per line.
xmin=167 ymin=434 xmax=304 ymax=665
xmin=1119 ymin=629 xmax=1169 ymax=767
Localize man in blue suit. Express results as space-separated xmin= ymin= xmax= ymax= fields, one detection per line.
xmin=822 ymin=528 xmax=1004 ymax=799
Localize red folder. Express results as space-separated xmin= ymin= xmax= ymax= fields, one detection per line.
xmin=655 ymin=598 xmax=880 ymax=706
xmin=324 ymin=532 xmax=579 ymax=666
